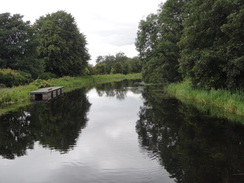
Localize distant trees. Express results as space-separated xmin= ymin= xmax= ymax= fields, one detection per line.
xmin=93 ymin=52 xmax=142 ymax=75
xmin=136 ymin=0 xmax=244 ymax=90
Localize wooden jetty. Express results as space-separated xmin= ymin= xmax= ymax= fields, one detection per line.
xmin=30 ymin=86 xmax=64 ymax=101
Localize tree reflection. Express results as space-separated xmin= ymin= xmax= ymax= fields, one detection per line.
xmin=136 ymin=86 xmax=244 ymax=183
xmin=0 ymin=88 xmax=90 ymax=159
xmin=95 ymin=79 xmax=142 ymax=100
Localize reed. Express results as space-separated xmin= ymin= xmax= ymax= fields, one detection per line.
xmin=165 ymin=81 xmax=244 ymax=117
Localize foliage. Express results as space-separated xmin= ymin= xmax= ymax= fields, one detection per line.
xmin=37 ymin=72 xmax=57 ymax=80
xmin=179 ymin=0 xmax=244 ymax=90
xmin=111 ymin=62 xmax=123 ymax=74
xmin=135 ymin=13 xmax=160 ymax=82
xmin=0 ymin=68 xmax=32 ymax=87
xmin=136 ymin=0 xmax=187 ymax=83
xmin=93 ymin=63 xmax=108 ymax=75
xmin=94 ymin=52 xmax=142 ymax=75
xmin=31 ymin=79 xmax=51 ymax=88
xmin=34 ymin=10 xmax=90 ymax=77
xmin=136 ymin=0 xmax=243 ymax=91
xmin=0 ymin=13 xmax=44 ymax=78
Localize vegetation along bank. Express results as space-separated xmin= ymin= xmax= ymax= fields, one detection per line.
xmin=1 ymin=0 xmax=243 ymax=118
xmin=0 ymin=74 xmax=141 ymax=115
xmin=135 ymin=0 xmax=243 ymax=117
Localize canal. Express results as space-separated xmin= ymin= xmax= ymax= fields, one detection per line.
xmin=0 ymin=80 xmax=243 ymax=183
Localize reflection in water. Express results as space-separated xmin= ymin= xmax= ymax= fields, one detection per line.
xmin=0 ymin=88 xmax=90 ymax=159
xmin=136 ymin=86 xmax=244 ymax=183
xmin=95 ymin=79 xmax=142 ymax=99
xmin=0 ymin=81 xmax=243 ymax=183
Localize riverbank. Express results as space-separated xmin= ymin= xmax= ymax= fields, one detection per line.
xmin=0 ymin=73 xmax=141 ymax=115
xmin=164 ymin=80 xmax=244 ymax=122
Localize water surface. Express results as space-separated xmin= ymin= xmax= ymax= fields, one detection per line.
xmin=0 ymin=81 xmax=243 ymax=183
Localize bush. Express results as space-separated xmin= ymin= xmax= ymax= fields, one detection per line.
xmin=30 ymin=79 xmax=51 ymax=88
xmin=38 ymin=72 xmax=57 ymax=80
xmin=0 ymin=68 xmax=32 ymax=87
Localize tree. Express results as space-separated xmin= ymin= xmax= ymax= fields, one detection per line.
xmin=93 ymin=63 xmax=108 ymax=75
xmin=0 ymin=13 xmax=44 ymax=78
xmin=136 ymin=0 xmax=187 ymax=83
xmin=35 ymin=11 xmax=90 ymax=77
xmin=135 ymin=13 xmax=160 ymax=82
xmin=94 ymin=53 xmax=141 ymax=75
xmin=130 ymin=57 xmax=142 ymax=73
xmin=111 ymin=62 xmax=123 ymax=74
xmin=220 ymin=0 xmax=244 ymax=90
xmin=155 ymin=0 xmax=187 ymax=83
xmin=178 ymin=0 xmax=243 ymax=90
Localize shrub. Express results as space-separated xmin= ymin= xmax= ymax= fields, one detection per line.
xmin=38 ymin=72 xmax=57 ymax=80
xmin=0 ymin=68 xmax=32 ymax=87
xmin=30 ymin=79 xmax=51 ymax=88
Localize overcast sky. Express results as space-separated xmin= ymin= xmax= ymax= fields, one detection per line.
xmin=1 ymin=0 xmax=165 ymax=65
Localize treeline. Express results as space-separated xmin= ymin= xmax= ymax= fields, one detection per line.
xmin=0 ymin=11 xmax=90 ymax=87
xmin=136 ymin=0 xmax=243 ymax=90
xmin=91 ymin=52 xmax=142 ymax=75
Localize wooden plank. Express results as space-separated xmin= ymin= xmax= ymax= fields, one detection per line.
xmin=30 ymin=86 xmax=64 ymax=101
xmin=29 ymin=87 xmax=64 ymax=94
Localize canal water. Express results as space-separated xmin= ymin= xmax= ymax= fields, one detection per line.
xmin=0 ymin=80 xmax=243 ymax=183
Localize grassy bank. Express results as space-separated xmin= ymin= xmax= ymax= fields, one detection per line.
xmin=165 ymin=81 xmax=244 ymax=120
xmin=0 ymin=73 xmax=141 ymax=115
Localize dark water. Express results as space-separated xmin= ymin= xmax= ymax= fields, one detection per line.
xmin=0 ymin=80 xmax=243 ymax=183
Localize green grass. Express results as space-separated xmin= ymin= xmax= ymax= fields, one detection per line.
xmin=165 ymin=80 xmax=244 ymax=122
xmin=0 ymin=73 xmax=141 ymax=115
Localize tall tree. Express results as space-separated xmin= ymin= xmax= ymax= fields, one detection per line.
xmin=179 ymin=0 xmax=243 ymax=90
xmin=35 ymin=11 xmax=90 ymax=76
xmin=0 ymin=13 xmax=43 ymax=78
xmin=135 ymin=13 xmax=160 ymax=82
xmin=221 ymin=0 xmax=244 ymax=89
xmin=136 ymin=0 xmax=188 ymax=83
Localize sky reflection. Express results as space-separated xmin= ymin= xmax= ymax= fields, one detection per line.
xmin=0 ymin=87 xmax=174 ymax=183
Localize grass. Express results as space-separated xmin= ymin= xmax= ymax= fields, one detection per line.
xmin=164 ymin=80 xmax=244 ymax=122
xmin=0 ymin=73 xmax=141 ymax=115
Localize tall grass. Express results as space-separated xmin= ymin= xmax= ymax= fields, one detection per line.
xmin=165 ymin=80 xmax=244 ymax=117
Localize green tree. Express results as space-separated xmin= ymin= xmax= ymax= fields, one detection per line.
xmin=136 ymin=0 xmax=187 ymax=83
xmin=94 ymin=52 xmax=141 ymax=75
xmin=35 ymin=11 xmax=90 ymax=77
xmin=135 ymin=13 xmax=160 ymax=82
xmin=129 ymin=57 xmax=142 ymax=73
xmin=0 ymin=13 xmax=44 ymax=78
xmin=156 ymin=0 xmax=187 ymax=83
xmin=93 ymin=63 xmax=108 ymax=75
xmin=179 ymin=0 xmax=243 ymax=90
xmin=111 ymin=62 xmax=123 ymax=74
xmin=221 ymin=0 xmax=244 ymax=89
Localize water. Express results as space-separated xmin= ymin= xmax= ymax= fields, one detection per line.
xmin=0 ymin=80 xmax=243 ymax=183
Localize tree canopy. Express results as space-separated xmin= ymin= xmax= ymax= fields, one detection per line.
xmin=136 ymin=0 xmax=244 ymax=90
xmin=0 ymin=13 xmax=43 ymax=79
xmin=179 ymin=0 xmax=244 ymax=89
xmin=93 ymin=52 xmax=142 ymax=75
xmin=0 ymin=11 xmax=91 ymax=86
xmin=35 ymin=11 xmax=90 ymax=77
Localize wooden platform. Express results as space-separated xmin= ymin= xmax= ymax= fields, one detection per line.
xmin=30 ymin=86 xmax=64 ymax=101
